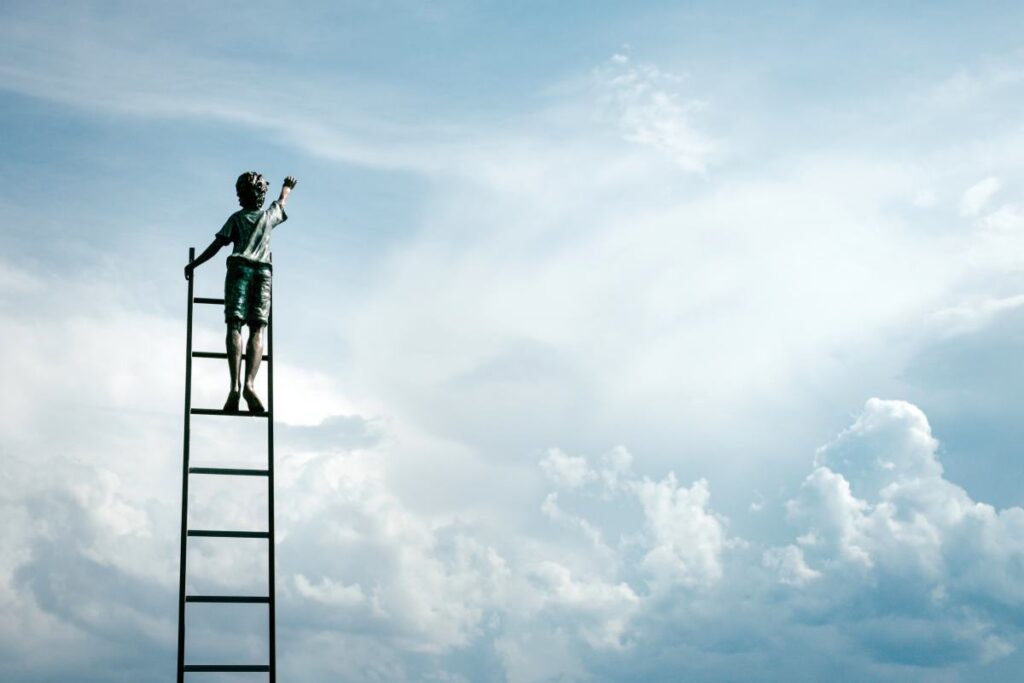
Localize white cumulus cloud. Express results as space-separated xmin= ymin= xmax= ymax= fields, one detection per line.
xmin=783 ymin=398 xmax=1024 ymax=664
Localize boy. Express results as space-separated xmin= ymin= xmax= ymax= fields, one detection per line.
xmin=184 ymin=172 xmax=298 ymax=413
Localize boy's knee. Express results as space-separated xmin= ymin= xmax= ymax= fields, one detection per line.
xmin=248 ymin=321 xmax=266 ymax=335
xmin=227 ymin=319 xmax=244 ymax=334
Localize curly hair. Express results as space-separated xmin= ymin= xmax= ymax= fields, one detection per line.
xmin=235 ymin=171 xmax=269 ymax=210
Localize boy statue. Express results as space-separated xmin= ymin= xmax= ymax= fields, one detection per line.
xmin=184 ymin=172 xmax=298 ymax=413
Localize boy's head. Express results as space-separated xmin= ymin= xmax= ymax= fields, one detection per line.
xmin=235 ymin=171 xmax=269 ymax=210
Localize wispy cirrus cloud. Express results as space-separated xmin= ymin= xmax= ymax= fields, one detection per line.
xmin=595 ymin=51 xmax=715 ymax=173
xmin=0 ymin=6 xmax=458 ymax=173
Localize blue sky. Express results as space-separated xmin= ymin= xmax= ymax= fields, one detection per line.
xmin=4 ymin=2 xmax=1024 ymax=681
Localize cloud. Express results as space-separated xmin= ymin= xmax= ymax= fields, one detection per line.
xmin=270 ymin=435 xmax=738 ymax=678
xmin=0 ymin=453 xmax=174 ymax=682
xmin=529 ymin=561 xmax=639 ymax=649
xmin=634 ymin=475 xmax=727 ymax=590
xmin=279 ymin=414 xmax=383 ymax=451
xmin=813 ymin=398 xmax=944 ymax=496
xmin=276 ymin=447 xmax=511 ymax=654
xmin=932 ymin=59 xmax=1024 ymax=105
xmin=294 ymin=574 xmax=367 ymax=607
xmin=0 ymin=6 xmax=456 ymax=174
xmin=0 ymin=261 xmax=44 ymax=293
xmin=7 ymin=7 xmax=1024 ymax=678
xmin=540 ymin=492 xmax=608 ymax=553
xmin=594 ymin=52 xmax=715 ymax=173
xmin=761 ymin=545 xmax=821 ymax=586
xmin=960 ymin=176 xmax=1002 ymax=217
xmin=6 ymin=273 xmax=1024 ymax=680
xmin=930 ymin=294 xmax=1024 ymax=337
xmin=539 ymin=448 xmax=594 ymax=490
xmin=537 ymin=445 xmax=732 ymax=603
xmin=540 ymin=447 xmax=731 ymax=584
xmin=527 ymin=401 xmax=1024 ymax=675
xmin=781 ymin=398 xmax=1024 ymax=665
xmin=0 ymin=255 xmax=397 ymax=679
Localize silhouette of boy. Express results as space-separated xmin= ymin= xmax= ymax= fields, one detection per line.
xmin=184 ymin=172 xmax=297 ymax=413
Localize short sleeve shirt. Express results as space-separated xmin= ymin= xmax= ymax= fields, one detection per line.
xmin=216 ymin=200 xmax=287 ymax=265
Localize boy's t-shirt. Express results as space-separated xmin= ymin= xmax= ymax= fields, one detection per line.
xmin=217 ymin=200 xmax=287 ymax=266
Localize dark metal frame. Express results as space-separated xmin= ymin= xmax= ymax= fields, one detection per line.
xmin=177 ymin=247 xmax=277 ymax=681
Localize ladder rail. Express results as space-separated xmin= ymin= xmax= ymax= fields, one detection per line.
xmin=267 ymin=269 xmax=277 ymax=680
xmin=176 ymin=247 xmax=195 ymax=683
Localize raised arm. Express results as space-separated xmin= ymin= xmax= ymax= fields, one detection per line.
xmin=184 ymin=234 xmax=230 ymax=280
xmin=278 ymin=176 xmax=298 ymax=207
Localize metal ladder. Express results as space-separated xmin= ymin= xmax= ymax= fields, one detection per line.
xmin=177 ymin=247 xmax=277 ymax=681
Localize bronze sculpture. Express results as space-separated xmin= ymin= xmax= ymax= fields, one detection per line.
xmin=184 ymin=172 xmax=297 ymax=413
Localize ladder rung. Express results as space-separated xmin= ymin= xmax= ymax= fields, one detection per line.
xmin=183 ymin=665 xmax=270 ymax=672
xmin=191 ymin=408 xmax=268 ymax=418
xmin=193 ymin=351 xmax=270 ymax=361
xmin=187 ymin=530 xmax=270 ymax=539
xmin=189 ymin=467 xmax=269 ymax=477
xmin=193 ymin=297 xmax=225 ymax=305
xmin=186 ymin=595 xmax=270 ymax=603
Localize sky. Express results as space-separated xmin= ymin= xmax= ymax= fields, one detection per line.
xmin=3 ymin=1 xmax=1024 ymax=681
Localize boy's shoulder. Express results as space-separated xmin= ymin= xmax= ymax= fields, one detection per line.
xmin=218 ymin=209 xmax=248 ymax=239
xmin=222 ymin=203 xmax=279 ymax=228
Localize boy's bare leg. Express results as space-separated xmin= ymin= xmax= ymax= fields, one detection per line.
xmin=224 ymin=320 xmax=243 ymax=411
xmin=242 ymin=322 xmax=266 ymax=413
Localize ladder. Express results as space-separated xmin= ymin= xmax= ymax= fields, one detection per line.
xmin=177 ymin=247 xmax=277 ymax=681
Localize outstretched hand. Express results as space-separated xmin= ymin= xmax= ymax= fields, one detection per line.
xmin=283 ymin=176 xmax=298 ymax=189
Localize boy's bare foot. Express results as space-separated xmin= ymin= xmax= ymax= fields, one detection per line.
xmin=223 ymin=390 xmax=241 ymax=412
xmin=242 ymin=386 xmax=266 ymax=414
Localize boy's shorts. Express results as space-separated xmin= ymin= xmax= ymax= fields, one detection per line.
xmin=224 ymin=257 xmax=272 ymax=324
